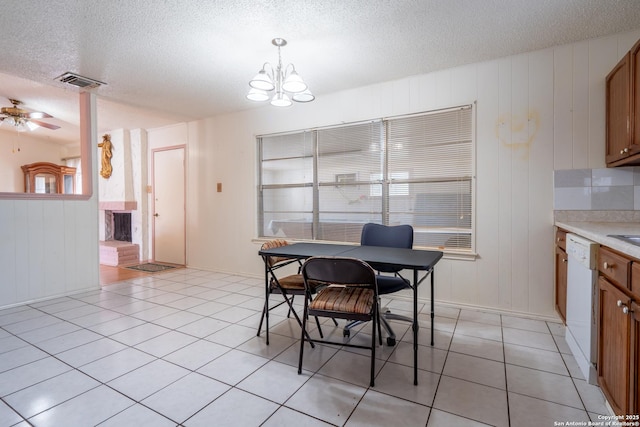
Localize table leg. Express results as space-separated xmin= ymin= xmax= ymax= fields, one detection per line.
xmin=413 ymin=269 xmax=419 ymax=386
xmin=264 ymin=261 xmax=270 ymax=345
xmin=431 ymin=268 xmax=434 ymax=346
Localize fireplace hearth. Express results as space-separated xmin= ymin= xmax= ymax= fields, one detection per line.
xmin=100 ymin=209 xmax=139 ymax=266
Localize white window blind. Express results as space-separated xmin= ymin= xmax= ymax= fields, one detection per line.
xmin=386 ymin=106 xmax=473 ymax=249
xmin=259 ymin=132 xmax=314 ymax=240
xmin=258 ymin=104 xmax=474 ymax=251
xmin=315 ymin=122 xmax=383 ymax=242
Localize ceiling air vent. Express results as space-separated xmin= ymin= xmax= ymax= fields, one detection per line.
xmin=55 ymin=72 xmax=106 ymax=89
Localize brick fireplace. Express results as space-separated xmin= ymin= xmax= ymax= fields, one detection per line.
xmin=99 ymin=202 xmax=140 ymax=266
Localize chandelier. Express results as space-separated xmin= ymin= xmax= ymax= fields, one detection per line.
xmin=247 ymin=38 xmax=314 ymax=107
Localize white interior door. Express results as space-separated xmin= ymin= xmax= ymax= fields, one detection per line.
xmin=153 ymin=147 xmax=185 ymax=265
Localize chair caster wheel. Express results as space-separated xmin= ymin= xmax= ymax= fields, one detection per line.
xmin=386 ymin=337 xmax=396 ymax=346
xmin=343 ymin=329 xmax=350 ymax=337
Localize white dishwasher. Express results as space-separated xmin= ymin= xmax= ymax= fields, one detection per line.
xmin=565 ymin=233 xmax=598 ymax=385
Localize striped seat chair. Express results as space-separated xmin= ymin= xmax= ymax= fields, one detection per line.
xmin=257 ymin=240 xmax=327 ymax=347
xmin=298 ymin=256 xmax=379 ymax=387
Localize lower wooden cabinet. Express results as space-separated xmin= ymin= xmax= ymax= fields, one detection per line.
xmin=557 ymin=236 xmax=639 ymax=414
xmin=632 ymin=301 xmax=640 ymax=414
xmin=555 ymin=245 xmax=568 ymax=322
xmin=598 ymin=276 xmax=632 ymax=415
xmin=555 ymin=229 xmax=568 ymax=323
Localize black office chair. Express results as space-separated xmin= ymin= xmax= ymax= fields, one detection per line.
xmin=298 ymin=256 xmax=379 ymax=387
xmin=344 ymin=222 xmax=413 ymax=346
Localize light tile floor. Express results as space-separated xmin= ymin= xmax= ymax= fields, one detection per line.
xmin=0 ymin=268 xmax=610 ymax=427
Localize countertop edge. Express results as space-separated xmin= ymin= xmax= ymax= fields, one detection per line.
xmin=555 ymin=221 xmax=640 ymax=260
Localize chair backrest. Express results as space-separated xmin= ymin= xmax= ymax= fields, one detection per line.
xmin=302 ymin=257 xmax=377 ymax=293
xmin=360 ymin=223 xmax=413 ymax=273
xmin=261 ymin=239 xmax=294 ymax=268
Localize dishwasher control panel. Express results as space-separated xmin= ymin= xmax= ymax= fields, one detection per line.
xmin=566 ymin=233 xmax=598 ymax=270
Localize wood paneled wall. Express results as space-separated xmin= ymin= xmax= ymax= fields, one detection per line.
xmin=0 ymin=93 xmax=99 ymax=309
xmin=184 ymin=28 xmax=640 ymax=318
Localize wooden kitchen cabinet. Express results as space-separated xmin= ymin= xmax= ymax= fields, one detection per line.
xmin=632 ymin=39 xmax=640 ymax=157
xmin=632 ymin=300 xmax=640 ymax=414
xmin=597 ymin=247 xmax=639 ymax=416
xmin=598 ymin=276 xmax=632 ymax=415
xmin=631 ymin=265 xmax=640 ymax=414
xmin=599 ymin=246 xmax=631 ymax=289
xmin=555 ymin=229 xmax=568 ymax=322
xmin=607 ymin=52 xmax=632 ymax=165
xmin=632 ymin=262 xmax=640 ymax=301
xmin=606 ymin=38 xmax=640 ymax=167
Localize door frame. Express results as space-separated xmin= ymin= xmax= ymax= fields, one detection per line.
xmin=151 ymin=145 xmax=186 ymax=265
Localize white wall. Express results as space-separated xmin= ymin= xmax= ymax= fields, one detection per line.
xmin=0 ymin=93 xmax=99 ymax=309
xmin=178 ymin=28 xmax=640 ymax=319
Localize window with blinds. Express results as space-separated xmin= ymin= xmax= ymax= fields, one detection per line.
xmin=257 ymin=104 xmax=474 ymax=251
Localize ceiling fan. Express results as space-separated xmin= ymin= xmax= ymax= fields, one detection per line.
xmin=0 ymin=98 xmax=60 ymax=132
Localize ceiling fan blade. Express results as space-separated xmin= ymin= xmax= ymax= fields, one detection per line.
xmin=25 ymin=111 xmax=53 ymax=119
xmin=29 ymin=119 xmax=60 ymax=130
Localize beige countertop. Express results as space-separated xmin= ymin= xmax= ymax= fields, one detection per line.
xmin=555 ymin=221 xmax=640 ymax=259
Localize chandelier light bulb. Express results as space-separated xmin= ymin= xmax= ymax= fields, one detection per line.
xmin=249 ymin=69 xmax=275 ymax=91
xmin=282 ymin=70 xmax=307 ymax=93
xmin=292 ymin=89 xmax=315 ymax=103
xmin=271 ymin=92 xmax=292 ymax=107
xmin=16 ymin=120 xmax=28 ymax=132
xmin=246 ymin=88 xmax=270 ymax=102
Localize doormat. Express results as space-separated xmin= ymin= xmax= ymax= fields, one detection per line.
xmin=124 ymin=263 xmax=176 ymax=273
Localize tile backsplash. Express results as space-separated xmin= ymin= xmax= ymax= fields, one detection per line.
xmin=553 ymin=167 xmax=640 ymax=210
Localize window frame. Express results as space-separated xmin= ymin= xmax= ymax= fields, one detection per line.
xmin=257 ymin=104 xmax=476 ymax=254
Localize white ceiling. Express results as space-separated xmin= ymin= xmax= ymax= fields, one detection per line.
xmin=1 ymin=0 xmax=640 ymax=144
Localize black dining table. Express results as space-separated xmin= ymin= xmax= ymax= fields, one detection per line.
xmin=259 ymin=242 xmax=443 ymax=385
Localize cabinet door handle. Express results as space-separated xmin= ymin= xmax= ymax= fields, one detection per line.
xmin=617 ymin=300 xmax=632 ymax=314
xmin=562 ymin=258 xmax=567 ymax=263
xmin=603 ymin=262 xmax=614 ymax=270
xmin=623 ymin=147 xmax=629 ymax=154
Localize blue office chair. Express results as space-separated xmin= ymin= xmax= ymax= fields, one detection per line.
xmin=343 ymin=222 xmax=413 ymax=346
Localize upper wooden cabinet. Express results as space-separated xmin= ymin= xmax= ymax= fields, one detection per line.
xmin=606 ymin=38 xmax=640 ymax=167
xmin=21 ymin=162 xmax=76 ymax=194
xmin=633 ymin=40 xmax=640 ymax=155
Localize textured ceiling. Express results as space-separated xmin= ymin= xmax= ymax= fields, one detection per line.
xmin=1 ymin=0 xmax=640 ymax=144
